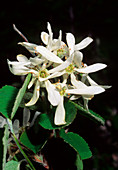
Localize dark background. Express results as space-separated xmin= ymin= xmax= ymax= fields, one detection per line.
xmin=0 ymin=0 xmax=118 ymax=169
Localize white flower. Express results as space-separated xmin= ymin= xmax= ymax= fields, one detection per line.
xmin=41 ymin=22 xmax=63 ymax=51
xmin=46 ymin=82 xmax=67 ymax=125
xmin=69 ymin=73 xmax=105 ymax=97
xmin=68 ymin=73 xmax=105 ymax=110
xmin=7 ymin=53 xmax=72 ymax=107
xmin=66 ymin=33 xmax=93 ymax=56
xmin=7 ymin=54 xmax=37 ymax=75
xmin=46 ymin=73 xmax=105 ymax=125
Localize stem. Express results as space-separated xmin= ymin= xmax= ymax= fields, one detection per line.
xmin=12 ymin=133 xmax=35 ymax=170
xmin=7 ymin=119 xmax=36 ymax=170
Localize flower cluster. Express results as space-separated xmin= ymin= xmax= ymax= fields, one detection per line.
xmin=8 ymin=22 xmax=109 ymax=125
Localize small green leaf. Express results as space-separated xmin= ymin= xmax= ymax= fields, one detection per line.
xmin=11 ymin=73 xmax=31 ymax=119
xmin=5 ymin=160 xmax=20 ymax=170
xmin=20 ymin=130 xmax=46 ymax=154
xmin=0 ymin=86 xmax=18 ymax=118
xmin=71 ymin=101 xmax=105 ymax=125
xmin=59 ymin=129 xmax=92 ymax=160
xmin=38 ymin=100 xmax=77 ymax=129
xmin=0 ymin=125 xmax=10 ymax=170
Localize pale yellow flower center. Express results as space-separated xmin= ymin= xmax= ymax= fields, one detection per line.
xmin=57 ymin=47 xmax=67 ymax=58
xmin=39 ymin=69 xmax=49 ymax=78
xmin=56 ymin=84 xmax=67 ymax=96
xmin=65 ymin=64 xmax=74 ymax=74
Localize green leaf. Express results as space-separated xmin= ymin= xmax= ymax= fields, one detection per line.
xmin=59 ymin=129 xmax=92 ymax=160
xmin=5 ymin=160 xmax=20 ymax=170
xmin=38 ymin=100 xmax=77 ymax=129
xmin=75 ymin=154 xmax=83 ymax=170
xmin=0 ymin=86 xmax=18 ymax=118
xmin=71 ymin=101 xmax=105 ymax=125
xmin=11 ymin=73 xmax=31 ymax=119
xmin=0 ymin=125 xmax=10 ymax=170
xmin=20 ymin=130 xmax=46 ymax=154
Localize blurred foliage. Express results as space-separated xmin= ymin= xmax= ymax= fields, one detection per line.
xmin=0 ymin=0 xmax=118 ymax=169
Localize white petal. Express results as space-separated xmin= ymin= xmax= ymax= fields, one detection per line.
xmin=74 ymin=51 xmax=83 ymax=67
xmin=49 ymin=54 xmax=73 ymax=74
xmin=75 ymin=63 xmax=107 ymax=73
xmin=71 ymin=73 xmax=86 ymax=88
xmin=8 ymin=59 xmax=38 ymax=75
xmin=7 ymin=60 xmax=30 ymax=75
xmin=74 ymin=37 xmax=93 ymax=51
xmin=54 ymin=96 xmax=66 ymax=125
xmin=39 ymin=71 xmax=65 ymax=82
xmin=87 ymin=76 xmax=111 ymax=89
xmin=7 ymin=59 xmax=30 ymax=66
xmin=41 ymin=32 xmax=49 ymax=45
xmin=28 ymin=77 xmax=36 ymax=89
xmin=29 ymin=57 xmax=44 ymax=66
xmin=101 ymin=85 xmax=112 ymax=89
xmin=87 ymin=75 xmax=98 ymax=86
xmin=18 ymin=42 xmax=37 ymax=56
xmin=17 ymin=54 xmax=29 ymax=62
xmin=67 ymin=85 xmax=105 ymax=95
xmin=45 ymin=80 xmax=61 ymax=106
xmin=36 ymin=46 xmax=63 ymax=63
xmin=70 ymin=95 xmax=80 ymax=100
xmin=59 ymin=30 xmax=62 ymax=41
xmin=47 ymin=22 xmax=53 ymax=36
xmin=66 ymin=33 xmax=75 ymax=55
xmin=25 ymin=80 xmax=40 ymax=106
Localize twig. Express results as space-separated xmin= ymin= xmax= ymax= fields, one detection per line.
xmin=7 ymin=118 xmax=36 ymax=170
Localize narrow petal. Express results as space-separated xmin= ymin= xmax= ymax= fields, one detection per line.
xmin=87 ymin=75 xmax=98 ymax=86
xmin=8 ymin=59 xmax=38 ymax=75
xmin=47 ymin=22 xmax=53 ymax=36
xmin=74 ymin=51 xmax=83 ymax=67
xmin=17 ymin=54 xmax=29 ymax=62
xmin=30 ymin=57 xmax=44 ymax=66
xmin=39 ymin=71 xmax=66 ymax=82
xmin=54 ymin=96 xmax=66 ymax=125
xmin=49 ymin=54 xmax=73 ymax=74
xmin=59 ymin=30 xmax=62 ymax=41
xmin=70 ymin=95 xmax=80 ymax=101
xmin=41 ymin=32 xmax=49 ymax=45
xmin=45 ymin=80 xmax=61 ymax=106
xmin=25 ymin=80 xmax=40 ymax=106
xmin=7 ymin=60 xmax=30 ymax=75
xmin=66 ymin=33 xmax=75 ymax=55
xmin=66 ymin=85 xmax=105 ymax=95
xmin=74 ymin=37 xmax=93 ymax=51
xmin=71 ymin=73 xmax=87 ymax=88
xmin=75 ymin=63 xmax=107 ymax=73
xmin=28 ymin=77 xmax=36 ymax=89
xmin=87 ymin=75 xmax=111 ymax=89
xmin=36 ymin=46 xmax=63 ymax=63
xmin=18 ymin=42 xmax=37 ymax=56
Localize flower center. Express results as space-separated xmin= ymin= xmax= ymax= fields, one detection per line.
xmin=65 ymin=64 xmax=74 ymax=74
xmin=39 ymin=69 xmax=49 ymax=78
xmin=56 ymin=84 xmax=67 ymax=96
xmin=57 ymin=47 xmax=68 ymax=58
